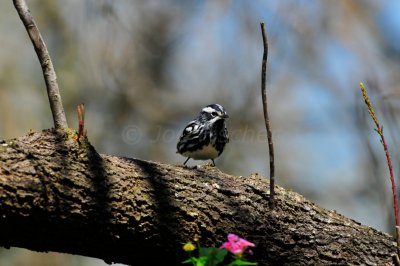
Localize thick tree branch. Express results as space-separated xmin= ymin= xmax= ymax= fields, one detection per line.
xmin=0 ymin=130 xmax=397 ymax=265
xmin=13 ymin=0 xmax=68 ymax=129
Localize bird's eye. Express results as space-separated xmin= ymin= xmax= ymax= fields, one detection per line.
xmin=211 ymin=111 xmax=218 ymax=117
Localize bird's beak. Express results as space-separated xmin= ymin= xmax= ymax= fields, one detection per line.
xmin=220 ymin=112 xmax=229 ymax=119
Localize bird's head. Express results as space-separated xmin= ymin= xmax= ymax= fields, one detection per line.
xmin=198 ymin=104 xmax=229 ymax=123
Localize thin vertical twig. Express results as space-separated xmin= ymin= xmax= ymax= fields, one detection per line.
xmin=360 ymin=82 xmax=399 ymax=256
xmin=260 ymin=22 xmax=275 ymax=208
xmin=76 ymin=103 xmax=86 ymax=143
xmin=13 ymin=0 xmax=68 ymax=129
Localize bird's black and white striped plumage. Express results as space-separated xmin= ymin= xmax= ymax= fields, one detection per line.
xmin=177 ymin=104 xmax=229 ymax=166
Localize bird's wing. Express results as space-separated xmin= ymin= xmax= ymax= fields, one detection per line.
xmin=177 ymin=120 xmax=205 ymax=152
xmin=180 ymin=120 xmax=203 ymax=139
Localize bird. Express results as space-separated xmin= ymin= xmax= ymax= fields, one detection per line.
xmin=177 ymin=104 xmax=229 ymax=166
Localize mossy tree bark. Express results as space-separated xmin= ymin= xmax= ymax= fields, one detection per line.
xmin=0 ymin=129 xmax=396 ymax=265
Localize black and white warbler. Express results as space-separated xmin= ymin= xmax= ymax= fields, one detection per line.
xmin=177 ymin=104 xmax=229 ymax=166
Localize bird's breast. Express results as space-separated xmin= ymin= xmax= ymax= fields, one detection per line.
xmin=182 ymin=143 xmax=219 ymax=160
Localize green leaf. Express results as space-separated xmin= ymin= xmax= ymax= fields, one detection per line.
xmin=182 ymin=256 xmax=209 ymax=266
xmin=195 ymin=257 xmax=208 ymax=266
xmin=199 ymin=247 xmax=228 ymax=266
xmin=182 ymin=257 xmax=197 ymax=265
xmin=182 ymin=258 xmax=195 ymax=265
xmin=226 ymin=259 xmax=258 ymax=266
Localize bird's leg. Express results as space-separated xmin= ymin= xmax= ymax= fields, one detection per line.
xmin=211 ymin=159 xmax=216 ymax=166
xmin=183 ymin=157 xmax=190 ymax=166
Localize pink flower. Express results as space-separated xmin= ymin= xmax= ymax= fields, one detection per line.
xmin=227 ymin=233 xmax=239 ymax=242
xmin=220 ymin=233 xmax=255 ymax=255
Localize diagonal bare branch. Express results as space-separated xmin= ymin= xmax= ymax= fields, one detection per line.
xmin=13 ymin=0 xmax=68 ymax=129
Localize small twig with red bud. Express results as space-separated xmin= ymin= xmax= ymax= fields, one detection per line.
xmin=76 ymin=103 xmax=86 ymax=143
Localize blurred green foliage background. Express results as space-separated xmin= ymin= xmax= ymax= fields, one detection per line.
xmin=1 ymin=0 xmax=400 ymax=265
